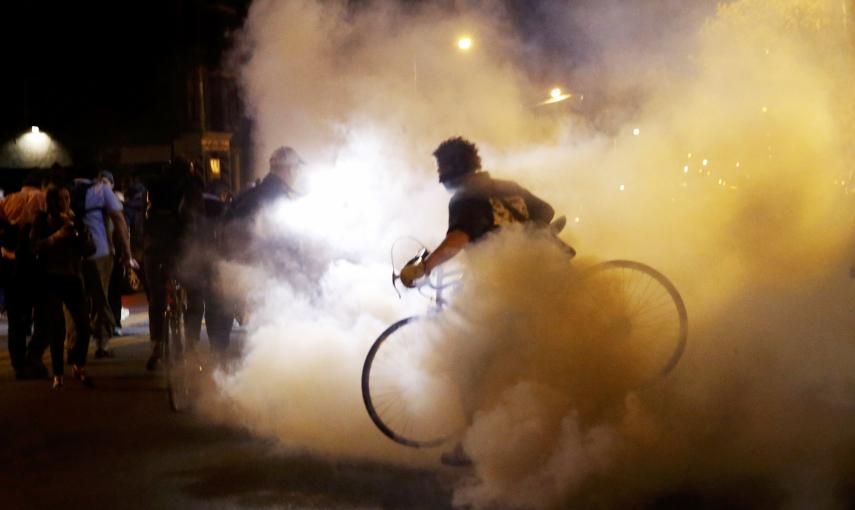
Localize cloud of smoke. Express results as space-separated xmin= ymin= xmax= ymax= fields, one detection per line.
xmin=202 ymin=0 xmax=855 ymax=507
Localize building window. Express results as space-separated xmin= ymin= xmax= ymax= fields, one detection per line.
xmin=209 ymin=157 xmax=221 ymax=178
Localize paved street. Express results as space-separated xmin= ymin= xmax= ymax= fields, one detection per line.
xmin=0 ymin=297 xmax=453 ymax=510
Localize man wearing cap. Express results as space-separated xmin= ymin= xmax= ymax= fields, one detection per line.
xmin=218 ymin=146 xmax=304 ymax=326
xmin=75 ymin=170 xmax=138 ymax=358
xmin=222 ymin=146 xmax=304 ymax=259
xmin=225 ymin=146 xmax=303 ymax=223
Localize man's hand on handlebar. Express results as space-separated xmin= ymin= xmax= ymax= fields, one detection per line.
xmin=400 ymin=260 xmax=427 ymax=288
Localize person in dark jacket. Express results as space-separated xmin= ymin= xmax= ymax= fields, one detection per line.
xmin=224 ymin=146 xmax=303 ymax=233
xmin=30 ymin=185 xmax=95 ymax=389
xmin=182 ymin=188 xmax=233 ymax=359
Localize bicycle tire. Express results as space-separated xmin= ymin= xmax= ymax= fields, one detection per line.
xmin=165 ymin=308 xmax=191 ymax=412
xmin=362 ymin=316 xmax=464 ymax=448
xmin=579 ymin=260 xmax=688 ymax=382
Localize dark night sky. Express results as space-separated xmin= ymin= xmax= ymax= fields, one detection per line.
xmin=0 ymin=1 xmax=248 ymax=162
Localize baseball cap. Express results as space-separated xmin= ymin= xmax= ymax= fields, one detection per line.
xmin=97 ymin=170 xmax=114 ymax=185
xmin=270 ymin=146 xmax=306 ymax=168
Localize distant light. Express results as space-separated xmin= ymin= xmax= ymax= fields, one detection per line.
xmin=687 ymin=152 xmax=693 ymax=159
xmin=550 ymin=88 xmax=562 ymax=99
xmin=761 ymin=106 xmax=768 ymax=113
xmin=457 ymin=37 xmax=472 ymax=50
xmin=683 ymin=165 xmax=689 ymax=173
xmin=574 ymin=216 xmax=581 ymax=223
xmin=209 ymin=157 xmax=221 ymax=177
xmin=735 ymin=161 xmax=741 ymax=168
xmin=619 ymin=184 xmax=625 ymax=191
xmin=632 ymin=128 xmax=640 ymax=136
xmin=702 ymin=159 xmax=709 ymax=166
xmin=31 ymin=126 xmax=39 ymax=133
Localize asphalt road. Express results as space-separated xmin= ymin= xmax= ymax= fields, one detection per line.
xmin=0 ymin=298 xmax=453 ymax=510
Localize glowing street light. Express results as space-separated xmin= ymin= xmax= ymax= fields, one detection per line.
xmin=457 ymin=36 xmax=473 ymax=51
xmin=539 ymin=87 xmax=571 ymax=106
xmin=0 ymin=126 xmax=72 ymax=168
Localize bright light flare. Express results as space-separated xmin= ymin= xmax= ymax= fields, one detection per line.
xmin=457 ymin=36 xmax=472 ymax=51
xmin=632 ymin=128 xmax=640 ymax=136
xmin=19 ymin=131 xmax=50 ymax=154
xmin=539 ymin=87 xmax=571 ymax=106
xmin=260 ymin=128 xmax=404 ymax=257
xmin=31 ymin=126 xmax=40 ymax=133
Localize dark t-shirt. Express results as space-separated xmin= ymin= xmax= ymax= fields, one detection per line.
xmin=142 ymin=170 xmax=204 ymax=250
xmin=447 ymin=172 xmax=554 ymax=242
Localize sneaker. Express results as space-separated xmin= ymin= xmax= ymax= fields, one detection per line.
xmin=94 ymin=348 xmax=114 ymax=359
xmin=72 ymin=365 xmax=95 ymax=388
xmin=440 ymin=444 xmax=472 ymax=467
xmin=52 ymin=375 xmax=64 ymax=390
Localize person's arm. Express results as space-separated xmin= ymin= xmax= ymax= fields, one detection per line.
xmin=424 ymin=230 xmax=470 ymax=274
xmin=102 ymin=187 xmax=138 ymax=269
xmin=108 ymin=210 xmax=136 ymax=268
xmin=400 ymin=230 xmax=470 ymax=288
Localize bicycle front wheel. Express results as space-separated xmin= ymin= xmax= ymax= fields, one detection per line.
xmin=362 ymin=316 xmax=466 ymax=448
xmin=165 ymin=309 xmax=191 ymax=412
xmin=579 ymin=260 xmax=688 ymax=384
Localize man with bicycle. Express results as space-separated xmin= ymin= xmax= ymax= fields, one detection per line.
xmin=143 ymin=159 xmax=204 ymax=370
xmin=398 ymin=137 xmax=557 ymax=466
xmin=400 ymin=136 xmax=556 ymax=288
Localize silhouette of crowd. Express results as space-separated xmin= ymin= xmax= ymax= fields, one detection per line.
xmin=0 ymin=147 xmax=303 ymax=389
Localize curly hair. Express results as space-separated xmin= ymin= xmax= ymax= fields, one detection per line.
xmin=433 ymin=137 xmax=481 ymax=182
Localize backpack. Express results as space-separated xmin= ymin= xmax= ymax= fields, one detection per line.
xmin=71 ymin=180 xmax=97 ymax=221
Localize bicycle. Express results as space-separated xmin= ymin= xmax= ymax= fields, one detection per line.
xmin=361 ymin=219 xmax=688 ymax=448
xmin=162 ymin=277 xmax=194 ymax=412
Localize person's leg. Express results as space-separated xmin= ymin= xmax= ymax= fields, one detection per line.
xmin=63 ymin=304 xmax=77 ymax=355
xmin=44 ymin=298 xmax=65 ymax=377
xmin=95 ymin=255 xmax=116 ymax=350
xmin=184 ymin=282 xmax=204 ymax=348
xmin=143 ymin=250 xmax=166 ymax=369
xmin=108 ymin=261 xmax=123 ymax=331
xmin=83 ymin=257 xmax=116 ymax=355
xmin=204 ymin=288 xmax=233 ymax=356
xmin=24 ymin=275 xmax=50 ymax=378
xmin=6 ymin=275 xmax=29 ymax=373
xmin=63 ymin=275 xmax=92 ymax=369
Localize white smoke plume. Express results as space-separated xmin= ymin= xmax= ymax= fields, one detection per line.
xmin=199 ymin=0 xmax=855 ymax=507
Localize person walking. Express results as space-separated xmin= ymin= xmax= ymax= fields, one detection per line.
xmin=30 ymin=185 xmax=96 ymax=389
xmin=72 ymin=170 xmax=138 ymax=358
xmin=141 ymin=159 xmax=204 ymax=370
xmin=0 ymin=171 xmax=47 ymax=378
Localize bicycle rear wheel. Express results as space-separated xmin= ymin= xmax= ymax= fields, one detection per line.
xmin=579 ymin=260 xmax=688 ymax=384
xmin=165 ymin=309 xmax=191 ymax=412
xmin=362 ymin=316 xmax=465 ymax=448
